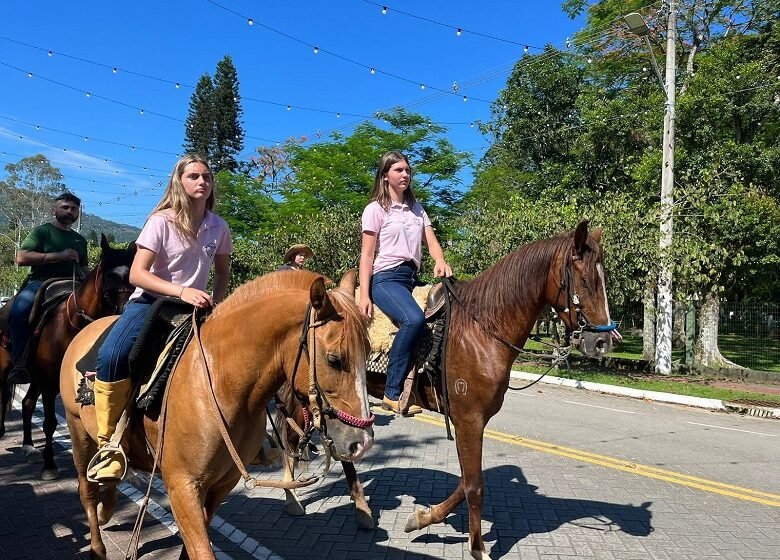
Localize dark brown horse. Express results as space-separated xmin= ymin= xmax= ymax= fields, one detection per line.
xmin=361 ymin=221 xmax=617 ymax=559
xmin=0 ymin=235 xmax=136 ymax=479
xmin=60 ymin=270 xmax=375 ymax=560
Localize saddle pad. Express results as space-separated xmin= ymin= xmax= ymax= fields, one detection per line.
xmin=366 ymin=315 xmax=442 ymax=378
xmin=136 ymin=319 xmax=194 ymax=411
xmin=358 ymin=284 xmax=432 ymax=354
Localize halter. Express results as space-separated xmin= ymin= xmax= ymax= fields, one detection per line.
xmin=64 ymin=261 xmax=133 ymax=331
xmin=288 ymin=304 xmax=375 ymax=457
xmin=556 ymin=253 xmax=617 ymax=339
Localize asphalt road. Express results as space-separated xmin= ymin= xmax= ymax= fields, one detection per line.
xmin=1 ymin=382 xmax=778 ymax=559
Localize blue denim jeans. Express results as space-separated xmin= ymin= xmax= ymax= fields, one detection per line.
xmin=370 ymin=261 xmax=425 ymax=401
xmin=9 ymin=279 xmax=44 ymax=364
xmin=95 ymin=294 xmax=155 ymax=383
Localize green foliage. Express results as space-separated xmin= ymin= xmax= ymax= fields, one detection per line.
xmin=0 ymin=154 xmax=66 ymax=232
xmin=183 ymin=56 xmax=244 ymax=172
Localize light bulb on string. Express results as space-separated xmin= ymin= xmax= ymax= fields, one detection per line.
xmin=175 ymin=83 xmax=180 ymax=88
xmin=27 ymin=72 xmax=32 ymax=78
xmin=139 ymin=109 xmax=144 ymax=115
xmin=456 ymin=28 xmax=462 ymax=36
xmin=370 ymin=67 xmax=376 ymax=75
xmin=420 ymin=84 xmax=425 ymax=90
xmin=85 ymin=92 xmax=91 ymax=97
xmin=381 ymin=6 xmax=387 ymax=15
xmin=286 ymin=105 xmax=291 ymax=111
xmin=84 ymin=137 xmax=88 ymax=141
xmin=336 ymin=113 xmax=341 ymax=118
xmin=565 ymin=37 xmax=571 ymax=48
xmin=463 ymin=95 xmax=468 ymax=102
xmin=524 ymin=46 xmax=529 ymax=53
xmin=247 ymin=18 xmax=254 ymax=25
xmin=48 ymin=50 xmax=53 ymax=57
xmin=112 ymin=67 xmax=117 ymax=74
xmin=587 ymin=57 xmax=593 ymax=64
xmin=313 ymin=46 xmax=319 ymax=54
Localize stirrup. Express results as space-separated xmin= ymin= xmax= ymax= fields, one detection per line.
xmin=86 ymin=445 xmax=129 ymax=483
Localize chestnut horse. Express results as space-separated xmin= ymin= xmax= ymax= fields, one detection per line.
xmin=0 ymin=235 xmax=136 ymax=479
xmin=60 ymin=270 xmax=375 ymax=560
xmin=360 ymin=220 xmax=615 ymax=559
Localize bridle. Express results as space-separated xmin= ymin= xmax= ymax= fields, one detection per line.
xmin=285 ymin=304 xmax=375 ymax=457
xmin=65 ymin=261 xmax=134 ymax=331
xmin=554 ymin=252 xmax=617 ymax=343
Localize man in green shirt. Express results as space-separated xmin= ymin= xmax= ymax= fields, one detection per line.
xmin=7 ymin=192 xmax=88 ymax=384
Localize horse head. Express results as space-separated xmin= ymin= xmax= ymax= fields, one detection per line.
xmin=552 ymin=220 xmax=615 ymax=358
xmin=95 ymin=234 xmax=136 ymax=315
xmin=293 ymin=270 xmax=374 ymax=463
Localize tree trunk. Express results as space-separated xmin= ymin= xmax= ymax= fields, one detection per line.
xmin=694 ymin=290 xmax=743 ymax=369
xmin=672 ymin=303 xmax=686 ymax=348
xmin=642 ymin=283 xmax=656 ymax=361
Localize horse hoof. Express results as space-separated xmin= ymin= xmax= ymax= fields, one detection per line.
xmin=97 ymin=503 xmax=114 ymax=526
xmin=41 ymin=468 xmax=59 ymax=481
xmin=355 ymin=509 xmax=374 ymax=530
xmin=284 ymin=501 xmax=305 ymax=517
xmin=404 ymin=508 xmax=427 ymax=533
xmin=22 ymin=445 xmax=42 ymax=463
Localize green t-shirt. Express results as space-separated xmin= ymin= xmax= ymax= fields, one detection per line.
xmin=20 ymin=223 xmax=89 ymax=280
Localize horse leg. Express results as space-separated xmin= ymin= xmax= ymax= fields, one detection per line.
xmin=20 ymin=382 xmax=42 ymax=463
xmin=67 ymin=414 xmax=107 ymax=559
xmin=96 ymin=483 xmax=118 ymax=526
xmin=343 ymin=461 xmax=373 ymax=529
xmin=0 ymin=372 xmax=12 ymax=439
xmin=168 ymin=477 xmax=215 ymax=560
xmin=40 ymin=389 xmax=59 ymax=480
xmin=283 ymin=453 xmax=305 ymax=517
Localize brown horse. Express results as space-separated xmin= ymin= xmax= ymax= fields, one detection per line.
xmin=360 ymin=220 xmax=617 ymax=559
xmin=0 ymin=235 xmax=136 ymax=479
xmin=60 ymin=270 xmax=375 ymax=560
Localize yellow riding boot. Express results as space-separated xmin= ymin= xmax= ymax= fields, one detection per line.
xmin=87 ymin=378 xmax=133 ymax=482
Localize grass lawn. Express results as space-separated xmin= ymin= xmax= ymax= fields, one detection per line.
xmin=519 ymin=335 xmax=780 ymax=405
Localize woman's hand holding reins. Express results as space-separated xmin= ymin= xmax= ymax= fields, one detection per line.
xmin=180 ymin=286 xmax=213 ymax=309
xmin=434 ymin=260 xmax=453 ymax=278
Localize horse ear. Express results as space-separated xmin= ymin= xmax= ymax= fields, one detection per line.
xmin=100 ymin=233 xmax=110 ymax=252
xmin=338 ymin=268 xmax=357 ymax=296
xmin=590 ymin=227 xmax=603 ymax=243
xmin=574 ymin=220 xmax=590 ymax=257
xmin=310 ymin=277 xmax=340 ymax=321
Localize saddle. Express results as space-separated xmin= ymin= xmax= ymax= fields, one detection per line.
xmin=0 ymin=278 xmax=77 ymax=335
xmin=76 ymin=297 xmax=198 ymax=411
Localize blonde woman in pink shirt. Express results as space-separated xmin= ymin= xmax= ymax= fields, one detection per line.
xmin=88 ymin=154 xmax=232 ymax=482
xmin=359 ymin=151 xmax=452 ymax=416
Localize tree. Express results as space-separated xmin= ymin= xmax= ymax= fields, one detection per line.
xmin=211 ymin=56 xmax=244 ymax=173
xmin=183 ymin=73 xmax=216 ymax=159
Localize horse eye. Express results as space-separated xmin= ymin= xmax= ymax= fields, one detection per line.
xmin=326 ymin=353 xmax=341 ymax=368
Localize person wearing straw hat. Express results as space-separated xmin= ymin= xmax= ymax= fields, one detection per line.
xmin=277 ymin=244 xmax=314 ymax=271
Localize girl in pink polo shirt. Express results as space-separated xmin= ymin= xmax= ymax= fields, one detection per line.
xmin=88 ymin=154 xmax=232 ymax=482
xmin=359 ymin=151 xmax=452 ymax=416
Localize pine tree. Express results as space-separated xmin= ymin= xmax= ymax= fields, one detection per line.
xmin=183 ymin=73 xmax=216 ymax=159
xmin=211 ymin=56 xmax=244 ymax=173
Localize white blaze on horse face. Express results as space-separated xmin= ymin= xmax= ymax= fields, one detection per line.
xmin=597 ymin=263 xmax=611 ymax=322
xmin=354 ymin=362 xmax=371 ymax=419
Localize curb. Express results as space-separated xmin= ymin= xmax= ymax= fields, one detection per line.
xmin=509 ymin=369 xmax=766 ymax=414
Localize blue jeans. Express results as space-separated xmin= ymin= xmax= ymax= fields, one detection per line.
xmin=371 ymin=262 xmax=425 ymax=401
xmin=9 ymin=279 xmax=44 ymax=364
xmin=96 ymin=294 xmax=155 ymax=383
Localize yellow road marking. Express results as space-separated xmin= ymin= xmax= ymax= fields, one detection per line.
xmin=413 ymin=414 xmax=780 ymax=508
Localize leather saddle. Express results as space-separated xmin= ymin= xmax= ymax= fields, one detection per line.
xmin=0 ymin=278 xmax=78 ymax=335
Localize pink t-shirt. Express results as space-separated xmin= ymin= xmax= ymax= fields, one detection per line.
xmin=361 ymin=200 xmax=431 ymax=274
xmin=131 ymin=209 xmax=233 ymax=300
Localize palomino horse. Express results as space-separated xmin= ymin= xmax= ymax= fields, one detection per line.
xmin=60 ymin=270 xmax=375 ymax=560
xmin=359 ymin=220 xmax=615 ymax=559
xmin=0 ymin=235 xmax=136 ymax=479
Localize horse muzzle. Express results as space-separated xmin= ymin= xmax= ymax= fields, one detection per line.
xmin=328 ymin=423 xmax=374 ymax=462
xmin=574 ymin=331 xmax=613 ymax=358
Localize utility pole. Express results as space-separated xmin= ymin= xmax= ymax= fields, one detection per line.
xmin=654 ymin=1 xmax=678 ymax=375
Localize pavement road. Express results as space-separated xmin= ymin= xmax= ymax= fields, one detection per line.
xmin=1 ymin=381 xmax=778 ymax=559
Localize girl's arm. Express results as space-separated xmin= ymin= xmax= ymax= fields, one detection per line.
xmin=359 ymin=232 xmax=377 ymax=318
xmin=211 ymin=253 xmax=231 ymax=304
xmin=129 ymin=247 xmax=212 ymax=308
xmin=424 ymin=226 xmax=453 ymax=278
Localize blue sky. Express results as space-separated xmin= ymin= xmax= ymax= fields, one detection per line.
xmin=1 ymin=0 xmax=586 ymax=228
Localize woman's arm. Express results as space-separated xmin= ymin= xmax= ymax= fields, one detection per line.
xmin=211 ymin=253 xmax=231 ymax=304
xmin=358 ymin=232 xmax=377 ymax=318
xmin=424 ymin=226 xmax=453 ymax=278
xmin=129 ymin=247 xmax=212 ymax=308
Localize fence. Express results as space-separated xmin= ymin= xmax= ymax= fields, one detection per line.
xmin=605 ymin=301 xmax=780 ymax=373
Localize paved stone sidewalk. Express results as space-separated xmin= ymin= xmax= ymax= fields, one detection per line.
xmin=1 ymin=397 xmax=779 ymax=559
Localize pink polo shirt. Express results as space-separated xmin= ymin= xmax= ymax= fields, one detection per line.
xmin=362 ymin=200 xmax=431 ymax=274
xmin=130 ymin=209 xmax=233 ymax=300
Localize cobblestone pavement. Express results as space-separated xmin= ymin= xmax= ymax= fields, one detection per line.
xmin=1 ymin=390 xmax=779 ymax=560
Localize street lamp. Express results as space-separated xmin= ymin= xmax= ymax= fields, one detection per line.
xmin=624 ymin=4 xmax=678 ymax=375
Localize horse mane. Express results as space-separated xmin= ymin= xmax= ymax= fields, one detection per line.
xmin=451 ymin=231 xmax=577 ymax=336
xmin=211 ymin=270 xmax=368 ymax=372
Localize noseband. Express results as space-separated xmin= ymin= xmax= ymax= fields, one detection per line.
xmin=556 ymin=253 xmax=617 ymax=338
